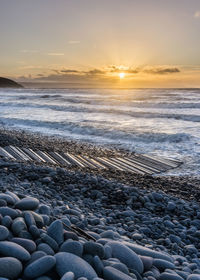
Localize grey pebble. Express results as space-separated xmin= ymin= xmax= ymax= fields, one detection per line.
xmin=0 ymin=226 xmax=9 ymax=241
xmin=37 ymin=243 xmax=55 ymax=255
xmin=60 ymin=240 xmax=83 ymax=257
xmin=0 ymin=241 xmax=31 ymax=261
xmin=84 ymin=241 xmax=105 ymax=259
xmin=47 ymin=220 xmax=64 ymax=245
xmin=15 ymin=197 xmax=39 ymax=210
xmin=0 ymin=257 xmax=22 ymax=279
xmin=24 ymin=255 xmax=56 ymax=278
xmin=103 ymin=266 xmax=136 ymax=280
xmin=55 ymin=252 xmax=97 ymax=280
xmin=61 ymin=272 xmax=75 ymax=280
xmin=11 ymin=238 xmax=36 ymax=253
xmin=107 ymin=241 xmax=144 ymax=274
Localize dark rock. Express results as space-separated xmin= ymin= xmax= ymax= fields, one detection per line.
xmin=24 ymin=256 xmax=56 ymax=278
xmin=47 ymin=220 xmax=64 ymax=245
xmin=15 ymin=197 xmax=39 ymax=210
xmin=0 ymin=257 xmax=22 ymax=279
xmin=11 ymin=238 xmax=36 ymax=253
xmin=0 ymin=241 xmax=31 ymax=261
xmin=103 ymin=266 xmax=135 ymax=280
xmin=0 ymin=226 xmax=9 ymax=241
xmin=55 ymin=252 xmax=97 ymax=279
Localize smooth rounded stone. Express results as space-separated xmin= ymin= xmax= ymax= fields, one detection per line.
xmin=60 ymin=240 xmax=83 ymax=257
xmin=167 ymin=202 xmax=176 ymax=211
xmin=64 ymin=231 xmax=78 ymax=241
xmin=38 ymin=205 xmax=51 ymax=216
xmin=0 ymin=207 xmax=18 ymax=218
xmin=100 ymin=230 xmax=120 ymax=240
xmin=187 ymin=276 xmax=200 ymax=280
xmin=28 ymin=251 xmax=47 ymax=264
xmin=0 ymin=241 xmax=31 ymax=261
xmin=30 ymin=211 xmax=44 ymax=228
xmin=1 ymin=216 xmax=12 ymax=229
xmin=140 ymin=256 xmax=153 ymax=271
xmin=42 ymin=215 xmax=50 ymax=226
xmin=103 ymin=266 xmax=135 ymax=280
xmin=82 ymin=254 xmax=94 ymax=265
xmin=37 ymin=243 xmax=55 ymax=255
xmin=124 ymin=242 xmax=173 ymax=263
xmin=0 ymin=194 xmax=15 ymax=205
xmin=29 ymin=225 xmax=40 ymax=239
xmin=41 ymin=233 xmax=59 ymax=252
xmin=5 ymin=191 xmax=20 ymax=203
xmin=175 ymin=271 xmax=189 ymax=279
xmin=24 ymin=211 xmax=36 ymax=227
xmin=11 ymin=238 xmax=36 ymax=253
xmin=107 ymin=241 xmax=143 ymax=274
xmin=15 ymin=197 xmax=39 ymax=210
xmin=153 ymin=259 xmax=175 ymax=271
xmin=104 ymin=245 xmax=112 ymax=259
xmin=24 ymin=255 xmax=56 ymax=278
xmin=132 ymin=233 xmax=143 ymax=240
xmin=93 ymin=255 xmax=104 ymax=277
xmin=0 ymin=226 xmax=9 ymax=241
xmin=0 ymin=200 xmax=7 ymax=207
xmin=83 ymin=241 xmax=105 ymax=259
xmin=0 ymin=257 xmax=22 ymax=279
xmin=159 ymin=272 xmax=184 ymax=280
xmin=55 ymin=252 xmax=97 ymax=280
xmin=110 ymin=262 xmax=129 ymax=275
xmin=18 ymin=230 xmax=32 ymax=240
xmin=61 ymin=272 xmax=75 ymax=280
xmin=11 ymin=217 xmax=27 ymax=236
xmin=47 ymin=220 xmax=64 ymax=245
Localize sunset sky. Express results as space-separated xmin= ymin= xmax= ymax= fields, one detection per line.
xmin=0 ymin=0 xmax=200 ymax=87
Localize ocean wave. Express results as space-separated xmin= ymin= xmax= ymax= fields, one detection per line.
xmin=0 ymin=116 xmax=192 ymax=144
xmin=0 ymin=102 xmax=200 ymax=123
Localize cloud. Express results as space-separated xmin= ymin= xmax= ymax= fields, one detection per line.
xmin=47 ymin=53 xmax=65 ymax=56
xmin=60 ymin=69 xmax=79 ymax=73
xmin=19 ymin=65 xmax=181 ymax=84
xmin=108 ymin=65 xmax=180 ymax=75
xmin=194 ymin=11 xmax=200 ymax=18
xmin=20 ymin=50 xmax=39 ymax=53
xmin=85 ymin=69 xmax=106 ymax=75
xmin=143 ymin=67 xmax=180 ymax=75
xmin=68 ymin=41 xmax=80 ymax=44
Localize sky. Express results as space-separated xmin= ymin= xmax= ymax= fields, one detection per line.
xmin=0 ymin=0 xmax=200 ymax=88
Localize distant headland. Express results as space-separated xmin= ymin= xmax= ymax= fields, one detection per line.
xmin=0 ymin=77 xmax=23 ymax=88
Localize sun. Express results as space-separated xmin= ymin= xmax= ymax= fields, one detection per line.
xmin=119 ymin=72 xmax=125 ymax=79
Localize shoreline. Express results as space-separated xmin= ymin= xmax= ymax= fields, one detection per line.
xmin=0 ymin=127 xmax=199 ymax=203
xmin=0 ymin=127 xmax=200 ymax=278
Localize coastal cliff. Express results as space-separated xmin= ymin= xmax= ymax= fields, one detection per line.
xmin=0 ymin=77 xmax=23 ymax=88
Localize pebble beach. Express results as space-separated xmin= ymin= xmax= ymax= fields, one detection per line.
xmin=0 ymin=128 xmax=199 ymax=280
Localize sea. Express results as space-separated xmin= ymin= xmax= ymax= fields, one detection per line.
xmin=0 ymin=88 xmax=199 ymax=176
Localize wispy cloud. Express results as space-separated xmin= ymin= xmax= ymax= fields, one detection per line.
xmin=47 ymin=53 xmax=65 ymax=56
xmin=68 ymin=40 xmax=80 ymax=44
xmin=143 ymin=67 xmax=180 ymax=75
xmin=20 ymin=50 xmax=39 ymax=53
xmin=194 ymin=11 xmax=200 ymax=18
